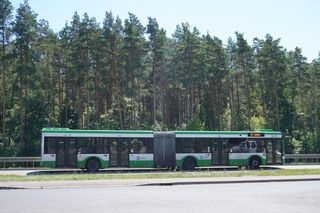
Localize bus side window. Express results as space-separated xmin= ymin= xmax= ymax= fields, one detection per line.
xmin=44 ymin=137 xmax=59 ymax=154
xmin=251 ymin=141 xmax=257 ymax=148
xmin=131 ymin=139 xmax=142 ymax=153
xmin=240 ymin=142 xmax=246 ymax=152
xmin=212 ymin=143 xmax=218 ymax=153
xmin=248 ymin=141 xmax=257 ymax=153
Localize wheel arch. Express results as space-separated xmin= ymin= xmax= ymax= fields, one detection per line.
xmin=248 ymin=154 xmax=263 ymax=163
xmin=83 ymin=156 xmax=103 ymax=169
xmin=248 ymin=154 xmax=262 ymax=169
xmin=181 ymin=155 xmax=198 ymax=169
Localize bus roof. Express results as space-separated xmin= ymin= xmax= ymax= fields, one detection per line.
xmin=42 ymin=128 xmax=282 ymax=136
xmin=41 ymin=128 xmax=154 ymax=135
xmin=175 ymin=130 xmax=282 ymax=135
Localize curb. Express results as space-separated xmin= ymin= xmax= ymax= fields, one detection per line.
xmin=139 ymin=177 xmax=320 ymax=186
xmin=2 ymin=176 xmax=320 ymax=190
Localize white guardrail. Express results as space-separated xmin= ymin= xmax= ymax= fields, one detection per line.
xmin=284 ymin=154 xmax=320 ymax=164
xmin=0 ymin=157 xmax=41 ymax=168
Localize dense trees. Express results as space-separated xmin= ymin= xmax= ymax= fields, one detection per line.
xmin=0 ymin=0 xmax=12 ymax=137
xmin=1 ymin=1 xmax=320 ymax=156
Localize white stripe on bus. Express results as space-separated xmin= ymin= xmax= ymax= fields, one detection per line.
xmin=229 ymin=153 xmax=266 ymax=160
xmin=77 ymin=154 xmax=109 ymax=161
xmin=176 ymin=153 xmax=211 ymax=161
xmin=129 ymin=154 xmax=153 ymax=161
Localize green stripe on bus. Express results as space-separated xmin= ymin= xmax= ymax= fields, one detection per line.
xmin=40 ymin=161 xmax=56 ymax=168
xmin=176 ymin=160 xmax=182 ymax=168
xmin=176 ymin=159 xmax=211 ymax=168
xmin=77 ymin=158 xmax=109 ymax=169
xmin=196 ymin=159 xmax=211 ymax=167
xmin=229 ymin=157 xmax=267 ymax=166
xmin=129 ymin=160 xmax=154 ymax=168
xmin=229 ymin=159 xmax=249 ymax=166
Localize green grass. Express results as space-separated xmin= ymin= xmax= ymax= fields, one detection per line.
xmin=0 ymin=169 xmax=320 ymax=182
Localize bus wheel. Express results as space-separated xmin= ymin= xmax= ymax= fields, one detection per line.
xmin=249 ymin=156 xmax=261 ymax=169
xmin=182 ymin=157 xmax=196 ymax=171
xmin=86 ymin=158 xmax=101 ymax=173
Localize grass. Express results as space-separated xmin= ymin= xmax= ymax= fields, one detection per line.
xmin=0 ymin=169 xmax=320 ymax=182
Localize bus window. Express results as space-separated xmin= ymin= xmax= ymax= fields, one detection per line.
xmin=131 ymin=139 xmax=143 ymax=153
xmin=247 ymin=141 xmax=257 ymax=153
xmin=176 ymin=138 xmax=196 ymax=153
xmin=251 ymin=141 xmax=257 ymax=148
xmin=130 ymin=138 xmax=153 ymax=154
xmin=96 ymin=138 xmax=110 ymax=153
xmin=253 ymin=139 xmax=266 ymax=153
xmin=77 ymin=137 xmax=96 ymax=154
xmin=229 ymin=139 xmax=260 ymax=153
xmin=240 ymin=142 xmax=246 ymax=152
xmin=229 ymin=138 xmax=246 ymax=153
xmin=195 ymin=138 xmax=211 ymax=153
xmin=44 ymin=137 xmax=58 ymax=154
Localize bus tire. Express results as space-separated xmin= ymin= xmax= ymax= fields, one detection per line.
xmin=182 ymin=157 xmax=196 ymax=171
xmin=86 ymin=158 xmax=101 ymax=173
xmin=249 ymin=156 xmax=261 ymax=169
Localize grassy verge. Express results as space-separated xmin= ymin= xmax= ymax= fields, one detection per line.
xmin=0 ymin=169 xmax=320 ymax=182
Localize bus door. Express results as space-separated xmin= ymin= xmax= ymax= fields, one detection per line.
xmin=56 ymin=137 xmax=77 ymax=168
xmin=221 ymin=139 xmax=229 ymax=165
xmin=216 ymin=139 xmax=229 ymax=165
xmin=211 ymin=140 xmax=219 ymax=165
xmin=266 ymin=139 xmax=282 ymax=164
xmin=110 ymin=138 xmax=129 ymax=167
xmin=266 ymin=140 xmax=275 ymax=164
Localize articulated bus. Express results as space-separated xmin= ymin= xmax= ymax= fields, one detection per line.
xmin=41 ymin=128 xmax=283 ymax=172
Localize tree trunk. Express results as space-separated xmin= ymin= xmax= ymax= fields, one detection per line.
xmin=226 ymin=67 xmax=234 ymax=130
xmin=94 ymin=61 xmax=102 ymax=121
xmin=153 ymin=63 xmax=157 ymax=127
xmin=243 ymin=61 xmax=251 ymax=130
xmin=1 ymin=30 xmax=7 ymax=135
xmin=236 ymin=75 xmax=240 ymax=129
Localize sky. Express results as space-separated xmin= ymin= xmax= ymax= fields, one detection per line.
xmin=11 ymin=0 xmax=320 ymax=62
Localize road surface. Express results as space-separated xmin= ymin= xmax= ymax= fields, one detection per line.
xmin=1 ymin=181 xmax=319 ymax=213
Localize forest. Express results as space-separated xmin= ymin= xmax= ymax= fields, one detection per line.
xmin=1 ymin=0 xmax=320 ymax=156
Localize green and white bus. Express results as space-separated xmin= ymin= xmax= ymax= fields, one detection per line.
xmin=41 ymin=128 xmax=283 ymax=172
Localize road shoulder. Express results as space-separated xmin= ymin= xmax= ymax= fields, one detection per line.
xmin=1 ymin=175 xmax=320 ymax=189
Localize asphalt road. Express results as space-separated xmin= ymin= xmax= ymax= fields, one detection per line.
xmin=1 ymin=181 xmax=320 ymax=213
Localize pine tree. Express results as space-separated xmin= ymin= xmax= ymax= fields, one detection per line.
xmin=102 ymin=12 xmax=126 ymax=129
xmin=234 ymin=32 xmax=254 ymax=130
xmin=12 ymin=0 xmax=38 ymax=155
xmin=171 ymin=23 xmax=203 ymax=127
xmin=123 ymin=13 xmax=146 ymax=129
xmin=310 ymin=55 xmax=320 ymax=152
xmin=255 ymin=34 xmax=287 ymax=130
xmin=201 ymin=34 xmax=227 ymax=130
xmin=146 ymin=17 xmax=167 ymax=128
xmin=0 ymin=0 xmax=13 ymax=136
xmin=36 ymin=19 xmax=58 ymax=124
